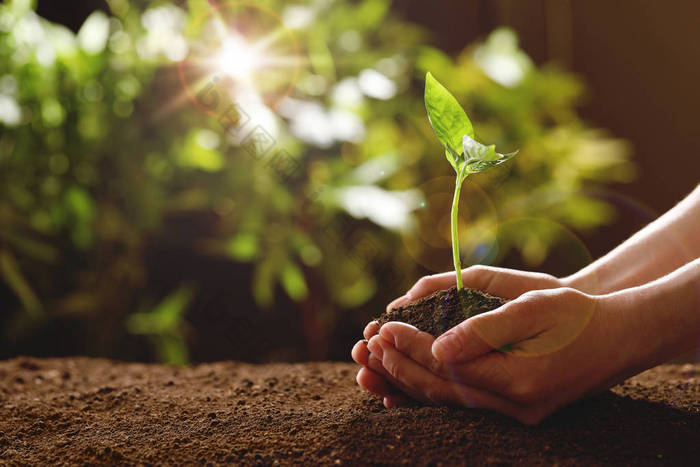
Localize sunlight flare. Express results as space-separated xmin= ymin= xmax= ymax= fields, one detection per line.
xmin=214 ymin=35 xmax=262 ymax=81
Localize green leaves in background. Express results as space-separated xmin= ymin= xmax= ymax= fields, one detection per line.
xmin=0 ymin=249 xmax=42 ymax=318
xmin=280 ymin=261 xmax=308 ymax=302
xmin=0 ymin=0 xmax=634 ymax=363
xmin=226 ymin=233 xmax=259 ymax=262
xmin=126 ymin=287 xmax=194 ymax=366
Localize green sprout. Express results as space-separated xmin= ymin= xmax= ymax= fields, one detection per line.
xmin=424 ymin=72 xmax=518 ymax=290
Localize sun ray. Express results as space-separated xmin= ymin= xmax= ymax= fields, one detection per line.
xmin=208 ymin=11 xmax=231 ymax=41
xmin=177 ymin=2 xmax=305 ymax=110
xmin=214 ymin=35 xmax=262 ymax=81
xmin=252 ymin=27 xmax=292 ymax=52
xmin=256 ymin=54 xmax=306 ymax=68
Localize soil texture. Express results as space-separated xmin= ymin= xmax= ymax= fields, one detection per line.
xmin=376 ymin=286 xmax=507 ymax=337
xmin=1 ymin=357 xmax=699 ymax=465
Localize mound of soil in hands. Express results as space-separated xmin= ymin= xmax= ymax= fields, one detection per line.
xmin=1 ymin=357 xmax=699 ymax=465
xmin=376 ymin=286 xmax=507 ymax=337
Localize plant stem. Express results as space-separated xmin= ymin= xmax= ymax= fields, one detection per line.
xmin=451 ymin=165 xmax=469 ymax=290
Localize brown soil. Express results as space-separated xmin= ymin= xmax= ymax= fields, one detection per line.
xmin=1 ymin=357 xmax=699 ymax=465
xmin=376 ymin=287 xmax=507 ymax=337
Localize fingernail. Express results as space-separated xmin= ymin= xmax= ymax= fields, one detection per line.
xmin=434 ymin=332 xmax=461 ymax=361
xmin=367 ymin=338 xmax=383 ymax=359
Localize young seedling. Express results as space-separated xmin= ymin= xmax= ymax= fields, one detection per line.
xmin=424 ymin=72 xmax=518 ymax=290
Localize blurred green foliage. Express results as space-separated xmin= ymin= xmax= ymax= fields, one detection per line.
xmin=126 ymin=286 xmax=193 ymax=365
xmin=0 ymin=0 xmax=633 ymax=363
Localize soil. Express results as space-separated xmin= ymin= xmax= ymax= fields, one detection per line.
xmin=1 ymin=357 xmax=699 ymax=465
xmin=376 ymin=287 xmax=507 ymax=337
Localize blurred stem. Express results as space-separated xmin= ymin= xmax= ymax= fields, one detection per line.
xmin=451 ymin=165 xmax=469 ymax=291
xmin=0 ymin=249 xmax=43 ymax=317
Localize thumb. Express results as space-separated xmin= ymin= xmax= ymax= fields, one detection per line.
xmin=431 ymin=297 xmax=541 ymax=362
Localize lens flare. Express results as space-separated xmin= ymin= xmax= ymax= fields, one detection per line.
xmin=214 ymin=35 xmax=261 ymax=81
xmin=177 ymin=1 xmax=302 ymax=116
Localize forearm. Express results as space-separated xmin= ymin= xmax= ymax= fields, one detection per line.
xmin=606 ymin=257 xmax=700 ymax=372
xmin=564 ymin=184 xmax=700 ymax=294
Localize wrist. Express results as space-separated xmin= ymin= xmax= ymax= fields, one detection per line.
xmin=602 ymin=261 xmax=700 ymax=372
xmin=560 ymin=270 xmax=601 ymax=295
xmin=596 ymin=290 xmax=659 ymax=377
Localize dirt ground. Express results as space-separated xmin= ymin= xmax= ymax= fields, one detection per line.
xmin=0 ymin=357 xmax=698 ymax=465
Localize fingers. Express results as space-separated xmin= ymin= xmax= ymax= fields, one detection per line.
xmin=368 ymin=336 xmax=440 ymax=404
xmin=356 ymin=367 xmax=394 ymax=396
xmin=363 ymin=323 xmax=553 ymax=423
xmin=363 ymin=321 xmax=380 ymax=340
xmin=399 ymin=266 xmax=561 ymax=307
xmin=351 ymin=339 xmax=370 ymax=366
xmin=353 ymin=340 xmax=404 ymax=398
xmin=383 ymin=393 xmax=411 ymax=409
xmin=386 ymin=294 xmax=411 ymax=313
xmin=375 ymin=322 xmax=514 ymax=395
xmin=367 ymin=337 xmax=429 ymax=403
xmin=360 ymin=337 xmax=416 ymax=400
xmin=400 ymin=267 xmax=508 ymax=304
xmin=372 ymin=335 xmax=523 ymax=414
xmin=379 ymin=322 xmax=445 ymax=375
xmin=460 ymin=266 xmax=560 ymax=299
xmin=432 ymin=297 xmax=545 ymax=363
xmin=432 ymin=313 xmax=505 ymax=363
xmin=404 ymin=273 xmax=457 ymax=302
xmin=383 ymin=266 xmax=530 ymax=316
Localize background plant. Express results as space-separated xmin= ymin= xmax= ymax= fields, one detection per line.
xmin=0 ymin=0 xmax=633 ymax=363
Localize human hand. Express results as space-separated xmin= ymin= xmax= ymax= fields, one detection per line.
xmin=353 ymin=265 xmax=564 ymax=404
xmin=359 ymin=287 xmax=644 ymax=424
xmin=390 ymin=265 xmax=563 ymax=311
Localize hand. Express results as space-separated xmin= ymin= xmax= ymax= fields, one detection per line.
xmin=352 ymin=265 xmax=564 ymax=405
xmin=388 ymin=265 xmax=564 ymax=311
xmin=360 ymin=287 xmax=644 ymax=424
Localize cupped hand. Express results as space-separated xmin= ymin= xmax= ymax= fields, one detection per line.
xmin=353 ymin=265 xmax=564 ymax=405
xmin=385 ymin=265 xmax=564 ymax=313
xmin=359 ymin=287 xmax=642 ymax=424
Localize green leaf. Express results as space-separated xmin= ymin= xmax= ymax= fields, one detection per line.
xmin=309 ymin=30 xmax=336 ymax=81
xmin=126 ymin=286 xmax=194 ymax=335
xmin=155 ymin=335 xmax=189 ymax=366
xmin=357 ymin=0 xmax=391 ymax=29
xmin=280 ymin=261 xmax=308 ymax=302
xmin=333 ymin=273 xmax=376 ymax=308
xmin=177 ymin=129 xmax=224 ymax=172
xmin=253 ymin=260 xmax=276 ymax=308
xmin=424 ymin=72 xmax=474 ymax=162
xmin=444 ymin=149 xmax=458 ymax=172
xmin=65 ymin=186 xmax=94 ymax=222
xmin=462 ymin=135 xmax=518 ymax=173
xmin=0 ymin=249 xmax=42 ymax=318
xmin=226 ymin=233 xmax=259 ymax=261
